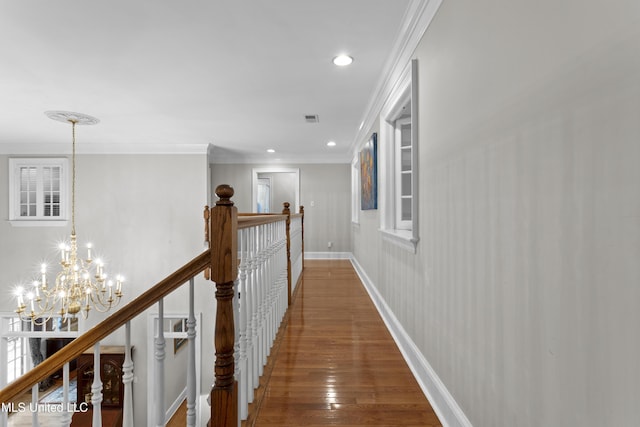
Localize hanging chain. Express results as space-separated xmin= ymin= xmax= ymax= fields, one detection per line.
xmin=71 ymin=119 xmax=77 ymax=236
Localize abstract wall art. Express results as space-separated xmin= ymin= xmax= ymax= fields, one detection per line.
xmin=360 ymin=132 xmax=378 ymax=210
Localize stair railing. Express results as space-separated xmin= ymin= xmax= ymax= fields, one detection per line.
xmin=0 ymin=249 xmax=209 ymax=427
xmin=0 ymin=183 xmax=304 ymax=427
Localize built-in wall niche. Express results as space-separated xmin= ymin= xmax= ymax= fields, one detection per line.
xmin=251 ymin=168 xmax=300 ymax=214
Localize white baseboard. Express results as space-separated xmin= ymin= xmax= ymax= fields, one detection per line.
xmin=350 ymin=257 xmax=473 ymax=427
xmin=166 ymin=387 xmax=186 ymax=423
xmin=305 ymin=251 xmax=352 ymax=259
xmin=166 ymin=390 xmax=204 ymax=426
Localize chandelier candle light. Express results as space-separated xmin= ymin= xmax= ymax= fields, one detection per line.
xmin=15 ymin=111 xmax=124 ymax=323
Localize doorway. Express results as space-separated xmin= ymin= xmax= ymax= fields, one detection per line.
xmin=251 ymin=168 xmax=300 ymax=214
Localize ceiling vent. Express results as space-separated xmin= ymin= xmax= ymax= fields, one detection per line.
xmin=304 ymin=114 xmax=319 ymax=123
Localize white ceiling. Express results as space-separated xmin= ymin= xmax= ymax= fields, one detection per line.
xmin=0 ymin=0 xmax=414 ymax=163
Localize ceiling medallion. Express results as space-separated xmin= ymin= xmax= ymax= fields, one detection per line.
xmin=45 ymin=110 xmax=100 ymax=126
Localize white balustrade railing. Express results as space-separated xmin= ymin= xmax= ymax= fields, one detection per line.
xmin=0 ymin=313 xmax=79 ymax=427
xmin=122 ymin=321 xmax=134 ymax=427
xmin=0 ymin=287 xmax=202 ymax=427
xmin=290 ymin=215 xmax=303 ymax=294
xmin=147 ymin=280 xmax=202 ymax=427
xmin=186 ymin=279 xmax=198 ymax=427
xmin=235 ymin=217 xmax=289 ymax=420
xmin=0 ymin=199 xmax=303 ymax=427
xmin=0 ymin=315 xmax=134 ymax=427
xmin=61 ymin=362 xmax=72 ymax=427
xmin=155 ymin=299 xmax=166 ymax=427
xmin=30 ymin=383 xmax=38 ymax=427
xmin=91 ymin=342 xmax=103 ymax=427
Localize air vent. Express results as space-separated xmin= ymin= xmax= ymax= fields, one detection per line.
xmin=304 ymin=114 xmax=319 ymax=123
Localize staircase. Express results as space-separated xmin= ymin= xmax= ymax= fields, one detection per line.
xmin=0 ymin=184 xmax=304 ymax=427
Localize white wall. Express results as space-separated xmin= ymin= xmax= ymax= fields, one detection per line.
xmin=353 ymin=1 xmax=640 ymax=426
xmin=0 ymin=153 xmax=212 ymax=426
xmin=210 ymin=163 xmax=352 ymax=253
xmin=257 ymin=172 xmax=297 ymax=213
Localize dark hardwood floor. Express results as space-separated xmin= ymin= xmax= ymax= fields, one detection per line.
xmin=8 ymin=260 xmax=440 ymax=427
xmin=244 ymin=259 xmax=442 ymax=427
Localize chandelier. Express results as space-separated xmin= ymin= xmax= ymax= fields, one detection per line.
xmin=15 ymin=111 xmax=124 ymax=323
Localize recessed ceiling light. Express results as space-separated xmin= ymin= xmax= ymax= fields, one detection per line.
xmin=333 ymin=55 xmax=353 ymax=66
xmin=327 ymin=141 xmax=336 ymax=147
xmin=267 ymin=149 xmax=275 ymax=153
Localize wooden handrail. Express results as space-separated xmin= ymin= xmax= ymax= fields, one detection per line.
xmin=1 ymin=184 xmax=304 ymax=427
xmin=238 ymin=214 xmax=287 ymax=229
xmin=0 ymin=249 xmax=211 ymax=404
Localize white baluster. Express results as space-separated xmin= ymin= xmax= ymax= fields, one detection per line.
xmin=31 ymin=384 xmax=40 ymax=427
xmin=24 ymin=320 xmax=40 ymax=427
xmin=268 ymin=222 xmax=276 ymax=354
xmin=233 ymin=273 xmax=240 ymax=405
xmin=277 ymin=220 xmax=285 ymax=322
xmin=268 ymin=222 xmax=276 ymax=350
xmin=0 ymin=317 xmax=8 ymax=427
xmin=277 ymin=222 xmax=285 ymax=324
xmin=186 ymin=279 xmax=197 ymax=427
xmin=61 ymin=362 xmax=72 ymax=426
xmin=271 ymin=222 xmax=281 ymax=342
xmin=285 ymin=221 xmax=291 ymax=310
xmin=244 ymin=227 xmax=255 ymax=403
xmin=91 ymin=342 xmax=103 ymax=427
xmin=290 ymin=219 xmax=296 ymax=294
xmin=291 ymin=218 xmax=301 ymax=293
xmin=122 ymin=321 xmax=134 ymax=427
xmin=237 ymin=228 xmax=249 ymax=420
xmin=258 ymin=223 xmax=268 ymax=370
xmin=155 ymin=299 xmax=166 ymax=427
xmin=278 ymin=221 xmax=289 ymax=320
xmin=232 ymin=267 xmax=241 ymax=422
xmin=249 ymin=226 xmax=260 ymax=390
xmin=293 ymin=217 xmax=303 ymax=289
xmin=273 ymin=223 xmax=280 ymax=335
xmin=261 ymin=223 xmax=269 ymax=367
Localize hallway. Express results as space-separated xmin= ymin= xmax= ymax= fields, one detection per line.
xmin=247 ymin=259 xmax=442 ymax=427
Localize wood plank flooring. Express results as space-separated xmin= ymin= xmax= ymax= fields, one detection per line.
xmin=246 ymin=259 xmax=441 ymax=427
xmin=9 ymin=260 xmax=440 ymax=426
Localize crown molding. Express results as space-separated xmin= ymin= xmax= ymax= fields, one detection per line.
xmin=209 ymin=152 xmax=351 ymax=165
xmin=350 ymin=0 xmax=443 ymax=154
xmin=0 ymin=143 xmax=210 ymax=155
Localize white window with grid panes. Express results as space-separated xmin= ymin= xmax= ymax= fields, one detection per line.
xmin=395 ymin=116 xmax=413 ymax=230
xmin=9 ymin=158 xmax=68 ymax=226
xmin=379 ymin=59 xmax=419 ymax=252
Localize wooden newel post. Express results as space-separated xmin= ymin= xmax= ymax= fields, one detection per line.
xmin=204 ymin=205 xmax=211 ymax=280
xmin=283 ymin=202 xmax=292 ymax=306
xmin=300 ymin=206 xmax=305 ymax=269
xmin=209 ymin=185 xmax=238 ymax=427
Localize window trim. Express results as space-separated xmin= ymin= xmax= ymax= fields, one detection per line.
xmin=8 ymin=157 xmax=69 ymax=227
xmin=394 ymin=116 xmax=413 ymax=230
xmin=379 ymin=59 xmax=419 ymax=253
